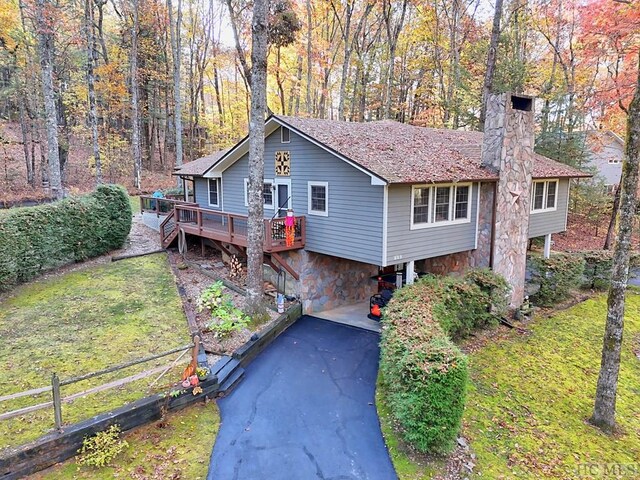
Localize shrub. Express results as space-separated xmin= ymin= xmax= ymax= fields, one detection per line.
xmin=379 ymin=270 xmax=509 ymax=454
xmin=77 ymin=424 xmax=129 ymax=468
xmin=528 ymin=253 xmax=585 ymax=306
xmin=420 ymin=271 xmax=510 ymax=340
xmin=197 ymin=281 xmax=251 ymax=338
xmin=581 ymin=250 xmax=640 ymax=290
xmin=0 ymin=185 xmax=132 ymax=290
xmin=464 ymin=268 xmax=510 ymax=319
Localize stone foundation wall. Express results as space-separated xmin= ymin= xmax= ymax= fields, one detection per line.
xmin=267 ymin=250 xmax=378 ymax=314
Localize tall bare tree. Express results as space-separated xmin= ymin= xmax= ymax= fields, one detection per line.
xmin=478 ymin=0 xmax=503 ymax=130
xmin=35 ymin=0 xmax=63 ymax=199
xmin=130 ymin=0 xmax=142 ymax=189
xmin=85 ymin=0 xmax=102 ymax=184
xmin=245 ymin=0 xmax=268 ymax=314
xmin=382 ymin=0 xmax=408 ymax=119
xmin=167 ymin=0 xmax=183 ymax=181
xmin=591 ymin=53 xmax=640 ymax=434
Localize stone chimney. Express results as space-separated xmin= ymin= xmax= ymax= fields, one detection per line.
xmin=481 ymin=92 xmax=535 ymax=307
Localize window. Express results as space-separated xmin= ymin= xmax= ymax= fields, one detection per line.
xmin=281 ymin=126 xmax=290 ymax=143
xmin=410 ymin=183 xmax=471 ymax=229
xmin=412 ymin=187 xmax=429 ymax=224
xmin=454 ymin=185 xmax=469 ymax=219
xmin=608 ymin=157 xmax=621 ymax=164
xmin=208 ymin=178 xmax=220 ymax=207
xmin=434 ymin=186 xmax=451 ymax=222
xmin=308 ymin=181 xmax=328 ymax=216
xmin=244 ymin=178 xmax=274 ymax=208
xmin=531 ymin=180 xmax=558 ymax=212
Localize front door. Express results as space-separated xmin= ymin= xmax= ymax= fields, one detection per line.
xmin=275 ymin=180 xmax=291 ymax=217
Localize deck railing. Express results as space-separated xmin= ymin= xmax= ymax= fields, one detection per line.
xmin=173 ymin=205 xmax=305 ymax=252
xmin=140 ymin=195 xmax=197 ymax=217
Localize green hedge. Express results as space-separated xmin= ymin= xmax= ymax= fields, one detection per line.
xmin=379 ymin=270 xmax=509 ymax=454
xmin=527 ymin=253 xmax=585 ymax=306
xmin=0 ymin=185 xmax=132 ymax=290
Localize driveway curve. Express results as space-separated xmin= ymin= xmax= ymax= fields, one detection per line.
xmin=208 ymin=315 xmax=396 ymax=480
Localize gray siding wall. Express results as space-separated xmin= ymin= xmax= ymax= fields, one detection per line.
xmin=220 ymin=127 xmax=384 ymax=265
xmin=386 ymin=183 xmax=479 ymax=265
xmin=528 ymin=178 xmax=570 ymax=238
xmin=194 ymin=177 xmax=222 ymax=211
xmin=587 ymin=143 xmax=623 ymax=186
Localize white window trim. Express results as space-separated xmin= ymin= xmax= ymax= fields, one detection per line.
xmin=281 ymin=126 xmax=291 ymax=144
xmin=410 ymin=183 xmax=472 ymax=230
xmin=244 ymin=178 xmax=275 ymax=209
xmin=308 ymin=181 xmax=329 ymax=217
xmin=530 ymin=179 xmax=558 ymax=214
xmin=207 ymin=178 xmax=220 ymax=207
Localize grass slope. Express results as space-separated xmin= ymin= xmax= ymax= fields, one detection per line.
xmin=0 ymin=253 xmax=190 ymax=451
xmin=465 ymin=293 xmax=640 ymax=478
xmin=31 ymin=402 xmax=219 ymax=480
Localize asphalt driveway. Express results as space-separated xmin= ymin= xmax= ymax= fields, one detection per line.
xmin=208 ymin=315 xmax=396 ymax=480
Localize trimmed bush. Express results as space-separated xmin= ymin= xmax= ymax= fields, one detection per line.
xmin=379 ymin=270 xmax=508 ymax=454
xmin=581 ymin=250 xmax=640 ymax=290
xmin=0 ymin=185 xmax=132 ymax=290
xmin=527 ymin=253 xmax=585 ymax=306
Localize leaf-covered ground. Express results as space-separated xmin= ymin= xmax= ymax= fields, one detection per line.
xmin=464 ymin=293 xmax=640 ymax=478
xmin=31 ymin=402 xmax=219 ymax=480
xmin=0 ymin=253 xmax=190 ymax=451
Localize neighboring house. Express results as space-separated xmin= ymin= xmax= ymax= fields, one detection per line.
xmin=168 ymin=94 xmax=589 ymax=313
xmin=584 ymin=130 xmax=624 ymax=189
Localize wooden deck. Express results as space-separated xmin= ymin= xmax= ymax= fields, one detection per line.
xmin=160 ymin=205 xmax=306 ymax=255
xmin=140 ymin=195 xmax=198 ymax=216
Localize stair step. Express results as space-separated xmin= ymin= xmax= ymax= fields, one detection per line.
xmin=218 ymin=367 xmax=245 ymax=395
xmin=210 ymin=356 xmax=233 ymax=377
xmin=215 ymin=358 xmax=241 ymax=385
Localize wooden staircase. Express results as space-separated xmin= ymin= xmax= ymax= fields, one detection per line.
xmin=160 ymin=210 xmax=178 ymax=248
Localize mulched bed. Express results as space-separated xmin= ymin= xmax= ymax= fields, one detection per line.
xmin=166 ymin=246 xmax=283 ymax=356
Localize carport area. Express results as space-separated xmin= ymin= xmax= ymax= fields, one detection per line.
xmin=314 ymin=302 xmax=382 ymax=333
xmin=208 ymin=315 xmax=396 ymax=480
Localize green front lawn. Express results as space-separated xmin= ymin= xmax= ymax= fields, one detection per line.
xmin=31 ymin=402 xmax=219 ymax=479
xmin=0 ymin=253 xmax=190 ymax=451
xmin=465 ymin=293 xmax=640 ymax=478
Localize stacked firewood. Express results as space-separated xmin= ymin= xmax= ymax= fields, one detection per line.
xmin=228 ymin=255 xmax=245 ymax=281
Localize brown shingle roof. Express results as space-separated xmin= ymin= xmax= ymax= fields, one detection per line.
xmin=173 ymin=149 xmax=229 ymax=177
xmin=276 ymin=116 xmax=590 ymax=183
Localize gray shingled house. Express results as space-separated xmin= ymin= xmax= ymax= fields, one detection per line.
xmin=165 ymin=94 xmax=589 ymax=313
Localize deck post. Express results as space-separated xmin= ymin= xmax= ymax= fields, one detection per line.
xmin=543 ymin=233 xmax=552 ymax=259
xmin=406 ymin=261 xmax=415 ymax=285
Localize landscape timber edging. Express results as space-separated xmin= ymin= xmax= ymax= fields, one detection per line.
xmin=0 ymin=376 xmax=220 ymax=480
xmin=232 ymin=302 xmax=302 ymax=368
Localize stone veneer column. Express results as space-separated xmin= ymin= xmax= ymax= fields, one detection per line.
xmin=481 ymin=93 xmax=535 ymax=307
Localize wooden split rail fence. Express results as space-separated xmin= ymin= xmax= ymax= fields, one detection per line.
xmin=0 ymin=343 xmax=195 ymax=431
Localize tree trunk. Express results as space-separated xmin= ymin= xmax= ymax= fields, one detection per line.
xmin=478 ymin=0 xmax=503 ymax=131
xmin=85 ymin=0 xmax=102 ymax=184
xmin=167 ymin=0 xmax=183 ymax=182
xmin=603 ymin=184 xmax=621 ymax=250
xmin=18 ymin=94 xmax=34 ymax=186
xmin=591 ymin=54 xmax=640 ymax=434
xmin=35 ymin=0 xmax=62 ymax=199
xmin=305 ymin=0 xmax=313 ymax=114
xmin=245 ymin=0 xmax=268 ymax=315
xmin=130 ymin=0 xmax=142 ymax=189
